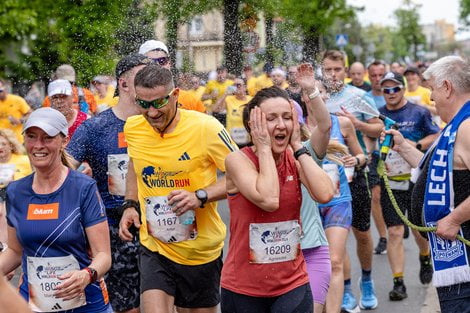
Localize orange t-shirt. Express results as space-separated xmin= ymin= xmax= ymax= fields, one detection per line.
xmin=43 ymin=86 xmax=97 ymax=113
xmin=178 ymin=90 xmax=206 ymax=113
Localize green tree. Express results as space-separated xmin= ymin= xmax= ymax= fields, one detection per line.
xmin=279 ymin=0 xmax=356 ymax=63
xmin=393 ymin=0 xmax=426 ymax=60
xmin=223 ymin=0 xmax=243 ymax=75
xmin=460 ymin=0 xmax=470 ymax=25
xmin=115 ymin=0 xmax=155 ymax=57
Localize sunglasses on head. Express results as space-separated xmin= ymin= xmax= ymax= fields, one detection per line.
xmin=382 ymin=85 xmax=403 ymax=94
xmin=151 ymin=57 xmax=169 ymax=66
xmin=136 ymin=89 xmax=175 ymax=109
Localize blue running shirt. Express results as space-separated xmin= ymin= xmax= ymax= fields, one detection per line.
xmin=6 ymin=170 xmax=109 ymax=313
xmin=67 ymin=109 xmax=128 ymax=225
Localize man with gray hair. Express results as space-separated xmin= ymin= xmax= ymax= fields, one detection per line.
xmin=386 ymin=56 xmax=470 ymax=312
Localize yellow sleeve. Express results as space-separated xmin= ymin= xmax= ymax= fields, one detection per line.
xmin=422 ymin=88 xmax=432 ymax=106
xmin=203 ymin=117 xmax=238 ymax=172
xmin=18 ymin=97 xmax=31 ymax=115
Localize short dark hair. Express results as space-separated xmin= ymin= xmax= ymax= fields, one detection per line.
xmin=322 ymin=50 xmax=345 ymax=65
xmin=367 ymin=60 xmax=386 ymax=70
xmin=134 ymin=64 xmax=174 ymax=91
xmin=242 ymin=86 xmax=290 ymax=136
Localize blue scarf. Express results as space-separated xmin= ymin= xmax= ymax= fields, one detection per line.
xmin=420 ymin=100 xmax=470 ymax=287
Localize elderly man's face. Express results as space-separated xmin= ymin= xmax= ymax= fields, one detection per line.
xmin=427 ymin=78 xmax=449 ymax=121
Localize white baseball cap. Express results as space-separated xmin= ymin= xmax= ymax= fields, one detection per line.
xmin=138 ymin=40 xmax=169 ymax=55
xmin=48 ymin=79 xmax=73 ymax=97
xmin=23 ymin=108 xmax=68 ymax=136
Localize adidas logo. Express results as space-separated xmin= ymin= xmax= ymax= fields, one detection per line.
xmin=178 ymin=152 xmax=191 ymax=161
xmin=51 ymin=303 xmax=63 ymax=310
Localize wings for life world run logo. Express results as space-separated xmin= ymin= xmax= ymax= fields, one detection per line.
xmin=35 ymin=262 xmax=74 ymax=280
xmin=142 ymin=166 xmax=191 ymax=188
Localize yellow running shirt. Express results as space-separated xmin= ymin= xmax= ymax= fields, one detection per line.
xmin=225 ymin=95 xmax=252 ymax=146
xmin=0 ymin=94 xmax=31 ymax=142
xmin=124 ymin=109 xmax=237 ymax=265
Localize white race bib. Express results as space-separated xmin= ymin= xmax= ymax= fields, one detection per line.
xmin=0 ymin=164 xmax=15 ymax=187
xmin=107 ymin=154 xmax=129 ymax=196
xmin=145 ymin=196 xmax=197 ymax=243
xmin=323 ymin=163 xmax=341 ymax=198
xmin=230 ymin=127 xmax=249 ymax=145
xmin=385 ymin=150 xmax=412 ymax=178
xmin=388 ymin=179 xmax=410 ymax=191
xmin=249 ymin=220 xmax=301 ymax=264
xmin=27 ymin=255 xmax=86 ymax=312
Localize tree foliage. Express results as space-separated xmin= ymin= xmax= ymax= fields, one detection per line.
xmin=460 ymin=0 xmax=470 ymax=25
xmin=393 ymin=0 xmax=426 ymax=60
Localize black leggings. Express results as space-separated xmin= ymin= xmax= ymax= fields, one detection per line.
xmin=221 ymin=283 xmax=313 ymax=313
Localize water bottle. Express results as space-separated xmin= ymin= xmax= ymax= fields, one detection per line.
xmin=178 ymin=210 xmax=195 ymax=225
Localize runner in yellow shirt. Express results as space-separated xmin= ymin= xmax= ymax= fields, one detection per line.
xmin=0 ymin=80 xmax=31 ymax=142
xmin=213 ymin=78 xmax=252 ymax=147
xmin=118 ymin=64 xmax=237 ymax=313
xmin=202 ymin=66 xmax=234 ymax=113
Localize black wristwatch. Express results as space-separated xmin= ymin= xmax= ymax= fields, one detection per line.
xmin=294 ymin=146 xmax=311 ymax=160
xmin=118 ymin=199 xmax=140 ymax=218
xmin=416 ymin=142 xmax=423 ymax=151
xmin=195 ymin=189 xmax=208 ymax=208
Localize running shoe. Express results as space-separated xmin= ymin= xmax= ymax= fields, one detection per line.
xmin=359 ymin=278 xmax=378 ymax=310
xmin=374 ymin=237 xmax=387 ymax=255
xmin=341 ymin=289 xmax=360 ymax=313
xmin=419 ymin=254 xmax=433 ymax=284
xmin=389 ymin=277 xmax=408 ymax=301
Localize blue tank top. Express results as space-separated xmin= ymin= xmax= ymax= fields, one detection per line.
xmin=319 ymin=115 xmax=352 ymax=208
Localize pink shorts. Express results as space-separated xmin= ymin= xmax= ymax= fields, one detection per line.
xmin=302 ymin=245 xmax=331 ymax=305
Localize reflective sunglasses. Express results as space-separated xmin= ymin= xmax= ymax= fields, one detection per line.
xmin=136 ymin=89 xmax=175 ymax=109
xmin=382 ymin=85 xmax=403 ymax=95
xmin=151 ymin=57 xmax=169 ymax=66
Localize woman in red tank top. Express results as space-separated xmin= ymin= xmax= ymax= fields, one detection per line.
xmin=221 ymin=86 xmax=335 ymax=313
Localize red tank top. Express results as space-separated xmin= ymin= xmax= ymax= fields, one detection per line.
xmin=221 ymin=147 xmax=309 ymax=297
xmin=68 ymin=111 xmax=87 ymax=138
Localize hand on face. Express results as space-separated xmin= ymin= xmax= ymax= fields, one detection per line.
xmin=249 ymin=107 xmax=271 ymax=149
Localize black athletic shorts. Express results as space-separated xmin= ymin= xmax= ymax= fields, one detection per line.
xmin=380 ymin=180 xmax=412 ymax=227
xmin=139 ymin=246 xmax=222 ymax=308
xmin=221 ymin=283 xmax=313 ymax=313
xmin=105 ymin=224 xmax=140 ymax=312
xmin=367 ymin=152 xmax=381 ymax=187
xmin=350 ymin=170 xmax=372 ymax=232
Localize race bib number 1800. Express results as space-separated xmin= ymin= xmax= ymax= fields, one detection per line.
xmin=249 ymin=220 xmax=301 ymax=264
xmin=27 ymin=255 xmax=86 ymax=312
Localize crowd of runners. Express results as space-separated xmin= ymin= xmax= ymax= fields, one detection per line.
xmin=0 ymin=38 xmax=469 ymax=313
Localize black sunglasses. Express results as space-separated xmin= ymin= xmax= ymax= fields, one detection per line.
xmin=151 ymin=57 xmax=169 ymax=66
xmin=382 ymin=85 xmax=403 ymax=95
xmin=136 ymin=89 xmax=175 ymax=109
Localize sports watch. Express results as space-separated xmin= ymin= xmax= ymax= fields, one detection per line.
xmin=195 ymin=189 xmax=208 ymax=208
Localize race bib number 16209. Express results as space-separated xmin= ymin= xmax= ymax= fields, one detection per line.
xmin=249 ymin=220 xmax=301 ymax=264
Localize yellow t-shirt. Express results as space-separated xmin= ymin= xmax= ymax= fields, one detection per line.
xmin=225 ymin=95 xmax=252 ymax=146
xmin=0 ymin=94 xmax=31 ymax=142
xmin=254 ymin=74 xmax=273 ymax=94
xmin=246 ymin=77 xmax=257 ymax=97
xmin=0 ymin=154 xmax=32 ymax=188
xmin=405 ymin=86 xmax=433 ymax=107
xmin=204 ymin=80 xmax=234 ymax=108
xmin=124 ymin=109 xmax=237 ymax=265
xmin=94 ymin=85 xmax=119 ymax=109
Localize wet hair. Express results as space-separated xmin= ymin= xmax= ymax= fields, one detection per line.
xmin=242 ymin=86 xmax=290 ymax=135
xmin=322 ymin=50 xmax=345 ymax=66
xmin=0 ymin=129 xmax=25 ymax=155
xmin=134 ymin=64 xmax=174 ymax=92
